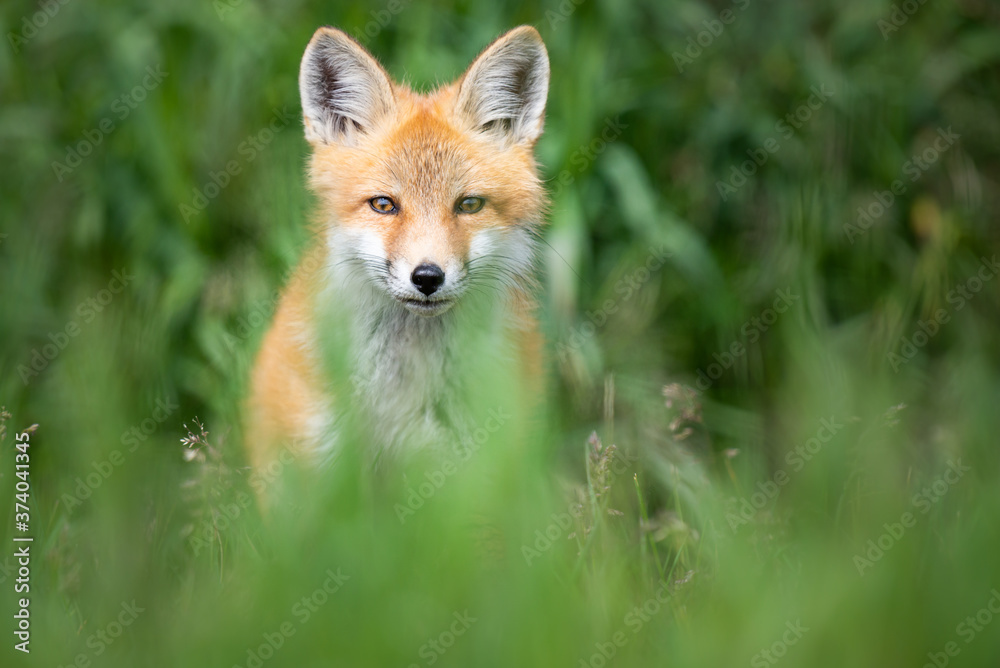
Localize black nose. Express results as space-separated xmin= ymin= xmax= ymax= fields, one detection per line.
xmin=411 ymin=263 xmax=445 ymax=296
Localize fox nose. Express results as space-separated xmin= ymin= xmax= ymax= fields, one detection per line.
xmin=411 ymin=263 xmax=445 ymax=296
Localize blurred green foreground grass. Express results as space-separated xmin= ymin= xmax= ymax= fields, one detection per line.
xmin=2 ymin=0 xmax=1000 ymax=666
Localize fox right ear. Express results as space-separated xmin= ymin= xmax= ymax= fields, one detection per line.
xmin=299 ymin=27 xmax=396 ymax=145
xmin=456 ymin=26 xmax=550 ymax=146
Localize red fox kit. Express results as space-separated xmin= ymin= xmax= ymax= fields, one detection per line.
xmin=247 ymin=26 xmax=549 ymax=476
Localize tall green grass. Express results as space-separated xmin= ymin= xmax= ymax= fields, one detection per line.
xmin=2 ymin=0 xmax=1000 ymax=666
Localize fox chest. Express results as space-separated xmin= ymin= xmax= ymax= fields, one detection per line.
xmin=349 ymin=317 xmax=467 ymax=457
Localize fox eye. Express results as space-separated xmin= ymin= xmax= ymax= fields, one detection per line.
xmin=369 ymin=196 xmax=397 ymax=214
xmin=456 ymin=196 xmax=485 ymax=214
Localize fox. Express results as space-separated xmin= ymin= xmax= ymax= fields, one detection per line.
xmin=246 ymin=26 xmax=550 ymax=481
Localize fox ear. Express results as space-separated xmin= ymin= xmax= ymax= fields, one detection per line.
xmin=299 ymin=27 xmax=396 ymax=145
xmin=456 ymin=26 xmax=550 ymax=145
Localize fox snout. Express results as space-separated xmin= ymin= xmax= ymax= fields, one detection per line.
xmin=387 ymin=253 xmax=462 ymax=316
xmin=411 ymin=263 xmax=445 ymax=296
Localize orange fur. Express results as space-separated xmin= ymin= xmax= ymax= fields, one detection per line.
xmin=247 ymin=26 xmax=549 ymax=478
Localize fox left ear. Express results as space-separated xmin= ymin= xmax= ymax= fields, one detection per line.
xmin=299 ymin=27 xmax=396 ymax=145
xmin=456 ymin=26 xmax=550 ymax=145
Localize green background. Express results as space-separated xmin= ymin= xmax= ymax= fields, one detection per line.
xmin=2 ymin=0 xmax=1000 ymax=666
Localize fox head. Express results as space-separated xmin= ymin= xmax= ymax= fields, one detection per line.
xmin=299 ymin=26 xmax=549 ymax=318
